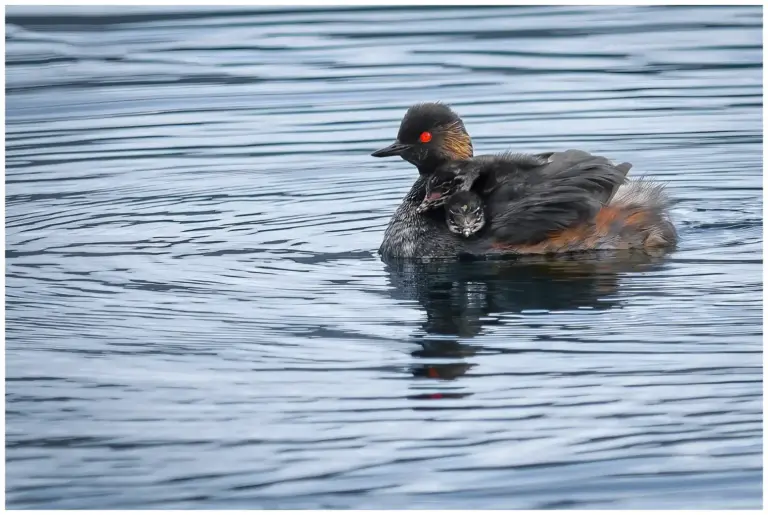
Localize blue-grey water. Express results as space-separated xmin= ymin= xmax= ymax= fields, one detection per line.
xmin=5 ymin=5 xmax=763 ymax=510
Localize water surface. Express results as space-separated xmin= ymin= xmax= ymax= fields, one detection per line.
xmin=5 ymin=5 xmax=763 ymax=509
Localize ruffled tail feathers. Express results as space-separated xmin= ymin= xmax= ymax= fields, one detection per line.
xmin=610 ymin=178 xmax=678 ymax=248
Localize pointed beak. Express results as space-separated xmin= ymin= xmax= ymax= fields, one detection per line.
xmin=371 ymin=140 xmax=409 ymax=158
xmin=417 ymin=194 xmax=444 ymax=213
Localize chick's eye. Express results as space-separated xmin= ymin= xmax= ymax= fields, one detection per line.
xmin=419 ymin=131 xmax=432 ymax=143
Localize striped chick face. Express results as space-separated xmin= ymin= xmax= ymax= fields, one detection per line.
xmin=417 ymin=169 xmax=462 ymax=213
xmin=445 ymin=191 xmax=485 ymax=238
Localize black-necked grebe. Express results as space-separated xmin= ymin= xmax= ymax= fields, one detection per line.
xmin=372 ymin=102 xmax=677 ymax=258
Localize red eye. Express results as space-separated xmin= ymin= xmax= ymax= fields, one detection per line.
xmin=419 ymin=131 xmax=432 ymax=143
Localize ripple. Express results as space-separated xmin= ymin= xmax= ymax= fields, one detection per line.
xmin=5 ymin=4 xmax=762 ymax=511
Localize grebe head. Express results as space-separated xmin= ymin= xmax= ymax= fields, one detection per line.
xmin=372 ymin=102 xmax=473 ymax=174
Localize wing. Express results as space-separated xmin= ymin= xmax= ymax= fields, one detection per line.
xmin=482 ymin=152 xmax=631 ymax=245
xmin=485 ymin=185 xmax=601 ymax=245
xmin=471 ymin=150 xmax=630 ymax=204
xmin=532 ymin=159 xmax=629 ymax=203
xmin=532 ymin=150 xmax=631 ymax=204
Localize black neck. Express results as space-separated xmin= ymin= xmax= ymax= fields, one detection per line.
xmin=417 ymin=157 xmax=449 ymax=176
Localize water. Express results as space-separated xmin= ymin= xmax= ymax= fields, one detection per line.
xmin=5 ymin=5 xmax=762 ymax=510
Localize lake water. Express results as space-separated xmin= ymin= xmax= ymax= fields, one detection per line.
xmin=5 ymin=5 xmax=763 ymax=510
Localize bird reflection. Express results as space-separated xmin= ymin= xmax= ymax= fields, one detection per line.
xmin=383 ymin=251 xmax=672 ymax=398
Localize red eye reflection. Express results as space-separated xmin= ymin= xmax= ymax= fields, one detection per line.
xmin=419 ymin=131 xmax=432 ymax=143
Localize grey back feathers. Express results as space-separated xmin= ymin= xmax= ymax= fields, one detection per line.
xmin=482 ymin=150 xmax=632 ymax=245
xmin=487 ymin=186 xmax=599 ymax=245
xmin=495 ymin=151 xmax=551 ymax=168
